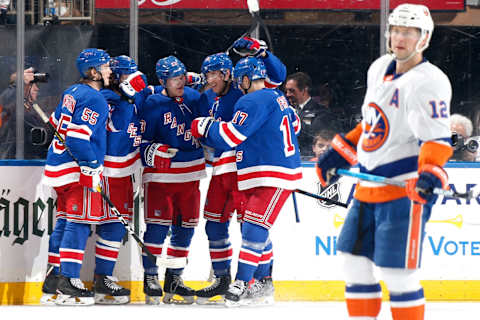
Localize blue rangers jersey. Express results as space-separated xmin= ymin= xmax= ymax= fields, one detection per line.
xmin=202 ymin=88 xmax=302 ymax=190
xmin=101 ymin=89 xmax=143 ymax=178
xmin=140 ymin=86 xmax=206 ymax=183
xmin=197 ymin=52 xmax=288 ymax=176
xmin=43 ymin=84 xmax=109 ymax=187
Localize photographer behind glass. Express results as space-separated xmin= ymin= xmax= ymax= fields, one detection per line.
xmin=0 ymin=67 xmax=52 ymax=159
xmin=450 ymin=113 xmax=478 ymax=162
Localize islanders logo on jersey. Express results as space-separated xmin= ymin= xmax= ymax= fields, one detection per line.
xmin=362 ymin=102 xmax=389 ymax=152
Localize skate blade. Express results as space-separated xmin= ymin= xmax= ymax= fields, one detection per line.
xmin=196 ymin=296 xmax=225 ymax=305
xmin=145 ymin=295 xmax=162 ymax=305
xmin=55 ymin=294 xmax=95 ymax=306
xmin=94 ymin=293 xmax=130 ymax=305
xmin=247 ymin=296 xmax=275 ymax=306
xmin=40 ymin=293 xmax=57 ymax=305
xmin=162 ymin=293 xmax=194 ymax=305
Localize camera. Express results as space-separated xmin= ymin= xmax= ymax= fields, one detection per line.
xmin=32 ymin=72 xmax=49 ymax=83
xmin=451 ymin=132 xmax=479 ymax=153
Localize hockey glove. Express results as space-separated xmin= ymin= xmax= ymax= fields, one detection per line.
xmin=186 ymin=72 xmax=205 ymax=89
xmin=78 ymin=160 xmax=103 ymax=192
xmin=233 ymin=36 xmax=268 ymax=57
xmin=144 ymin=143 xmax=179 ymax=169
xmin=119 ymin=71 xmax=148 ymax=99
xmin=316 ymin=134 xmax=358 ymax=187
xmin=406 ymin=164 xmax=448 ymax=204
xmin=191 ymin=117 xmax=215 ymax=139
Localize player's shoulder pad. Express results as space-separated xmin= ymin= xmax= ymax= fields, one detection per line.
xmin=183 ymin=86 xmax=201 ymax=101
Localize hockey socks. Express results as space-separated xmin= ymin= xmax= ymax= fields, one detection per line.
xmin=253 ymin=239 xmax=273 ymax=280
xmin=236 ymin=222 xmax=268 ymax=282
xmin=167 ymin=225 xmax=194 ymax=274
xmin=59 ymin=221 xmax=90 ymax=278
xmin=142 ymin=223 xmax=169 ymax=274
xmin=345 ymin=283 xmax=382 ymax=319
xmin=390 ymin=288 xmax=425 ymax=320
xmin=205 ymin=220 xmax=233 ymax=276
xmin=94 ymin=222 xmax=125 ymax=276
xmin=47 ymin=218 xmax=66 ymax=275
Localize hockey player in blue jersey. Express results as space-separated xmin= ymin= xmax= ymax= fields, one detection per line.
xmin=191 ymin=56 xmax=302 ymax=306
xmin=194 ymin=39 xmax=288 ymax=305
xmin=139 ymin=55 xmax=206 ymax=304
xmin=85 ymin=55 xmax=150 ymax=304
xmin=40 ymin=48 xmax=112 ymax=306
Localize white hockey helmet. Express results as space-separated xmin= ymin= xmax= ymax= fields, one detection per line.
xmin=385 ymin=3 xmax=434 ymax=55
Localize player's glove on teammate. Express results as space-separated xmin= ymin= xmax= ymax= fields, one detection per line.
xmin=233 ymin=36 xmax=268 ymax=57
xmin=191 ymin=117 xmax=215 ymax=139
xmin=406 ymin=164 xmax=448 ymax=204
xmin=119 ymin=71 xmax=148 ymax=99
xmin=316 ymin=134 xmax=358 ymax=187
xmin=144 ymin=143 xmax=178 ymax=169
xmin=186 ymin=72 xmax=205 ymax=89
xmin=79 ymin=160 xmax=103 ymax=192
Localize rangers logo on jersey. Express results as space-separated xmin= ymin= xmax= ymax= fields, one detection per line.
xmin=362 ymin=102 xmax=390 ymax=152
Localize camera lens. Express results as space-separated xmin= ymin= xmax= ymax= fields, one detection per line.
xmin=32 ymin=73 xmax=49 ymax=83
xmin=466 ymin=139 xmax=479 ymax=153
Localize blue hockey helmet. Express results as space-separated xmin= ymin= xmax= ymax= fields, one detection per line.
xmin=110 ymin=55 xmax=138 ymax=80
xmin=201 ymin=53 xmax=233 ymax=76
xmin=233 ymin=56 xmax=267 ymax=85
xmin=76 ymin=48 xmax=111 ymax=78
xmin=155 ymin=56 xmax=186 ymax=83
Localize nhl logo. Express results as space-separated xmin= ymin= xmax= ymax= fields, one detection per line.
xmin=316 ymin=182 xmax=341 ymax=208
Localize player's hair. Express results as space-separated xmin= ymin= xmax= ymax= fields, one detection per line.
xmin=286 ymin=72 xmax=312 ymax=94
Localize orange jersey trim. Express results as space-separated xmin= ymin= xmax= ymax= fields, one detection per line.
xmin=354 ymin=184 xmax=407 ymax=203
xmin=345 ymin=122 xmax=362 ymax=146
xmin=407 ymin=203 xmax=423 ymax=269
xmin=418 ymin=141 xmax=452 ymax=168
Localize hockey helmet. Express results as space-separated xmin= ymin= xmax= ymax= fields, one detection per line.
xmin=233 ymin=56 xmax=267 ymax=85
xmin=155 ymin=56 xmax=186 ymax=83
xmin=76 ymin=48 xmax=111 ymax=78
xmin=201 ymin=53 xmax=233 ymax=76
xmin=110 ymin=55 xmax=138 ymax=80
xmin=386 ymin=3 xmax=434 ymax=54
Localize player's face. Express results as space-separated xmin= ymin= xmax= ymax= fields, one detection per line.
xmin=99 ymin=63 xmax=112 ymax=87
xmin=285 ymin=79 xmax=302 ymax=107
xmin=389 ymin=26 xmax=421 ymax=60
xmin=206 ymin=70 xmax=228 ymax=95
xmin=165 ymin=74 xmax=186 ymax=97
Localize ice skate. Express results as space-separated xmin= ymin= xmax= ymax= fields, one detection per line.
xmin=55 ymin=275 xmax=95 ymax=306
xmin=40 ymin=266 xmax=58 ymax=305
xmin=94 ymin=274 xmax=130 ymax=305
xmin=195 ymin=274 xmax=231 ymax=305
xmin=163 ymin=270 xmax=195 ymax=304
xmin=246 ymin=277 xmax=275 ymax=305
xmin=144 ymin=273 xmax=163 ymax=305
xmin=224 ymin=279 xmax=249 ymax=307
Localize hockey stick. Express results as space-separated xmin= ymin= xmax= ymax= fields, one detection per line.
xmin=31 ymin=103 xmax=187 ymax=269
xmin=292 ymin=192 xmax=300 ymax=222
xmin=225 ymin=0 xmax=274 ymax=55
xmin=294 ymin=189 xmax=349 ymax=208
xmin=335 ymin=168 xmax=473 ymax=200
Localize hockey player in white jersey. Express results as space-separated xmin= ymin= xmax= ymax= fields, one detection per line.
xmin=316 ymin=4 xmax=452 ymax=319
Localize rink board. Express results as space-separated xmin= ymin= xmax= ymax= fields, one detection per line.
xmin=1 ymin=162 xmax=480 ymax=305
